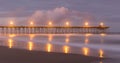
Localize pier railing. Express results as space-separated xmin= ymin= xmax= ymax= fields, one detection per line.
xmin=0 ymin=26 xmax=109 ymax=34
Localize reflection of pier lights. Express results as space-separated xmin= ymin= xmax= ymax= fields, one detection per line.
xmin=9 ymin=34 xmax=16 ymax=38
xmin=65 ymin=34 xmax=70 ymax=43
xmin=65 ymin=37 xmax=69 ymax=43
xmin=8 ymin=39 xmax=13 ymax=48
xmin=85 ymin=37 xmax=89 ymax=45
xmin=100 ymin=33 xmax=106 ymax=37
xmin=85 ymin=33 xmax=92 ymax=37
xmin=29 ymin=34 xmax=35 ymax=40
xmin=46 ymin=43 xmax=52 ymax=52
xmin=63 ymin=45 xmax=69 ymax=54
xmin=85 ymin=34 xmax=92 ymax=45
xmin=99 ymin=49 xmax=104 ymax=58
xmin=100 ymin=33 xmax=106 ymax=43
xmin=82 ymin=47 xmax=89 ymax=56
xmin=48 ymin=34 xmax=53 ymax=42
xmin=8 ymin=34 xmax=15 ymax=48
xmin=99 ymin=61 xmax=103 ymax=63
xmin=28 ymin=41 xmax=33 ymax=51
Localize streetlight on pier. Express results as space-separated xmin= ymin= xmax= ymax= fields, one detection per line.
xmin=30 ymin=21 xmax=34 ymax=26
xmin=85 ymin=22 xmax=89 ymax=27
xmin=48 ymin=21 xmax=52 ymax=26
xmin=9 ymin=20 xmax=14 ymax=26
xmin=65 ymin=21 xmax=70 ymax=26
xmin=100 ymin=22 xmax=104 ymax=27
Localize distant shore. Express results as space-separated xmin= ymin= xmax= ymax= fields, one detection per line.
xmin=0 ymin=46 xmax=102 ymax=63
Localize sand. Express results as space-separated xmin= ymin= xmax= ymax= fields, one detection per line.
xmin=0 ymin=46 xmax=102 ymax=63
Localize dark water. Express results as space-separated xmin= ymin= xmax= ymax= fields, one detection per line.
xmin=0 ymin=34 xmax=120 ymax=63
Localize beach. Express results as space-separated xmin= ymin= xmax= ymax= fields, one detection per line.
xmin=0 ymin=46 xmax=101 ymax=63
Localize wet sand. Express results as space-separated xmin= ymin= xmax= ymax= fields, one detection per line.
xmin=0 ymin=46 xmax=101 ymax=63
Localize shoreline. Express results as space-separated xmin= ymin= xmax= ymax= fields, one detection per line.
xmin=0 ymin=46 xmax=102 ymax=63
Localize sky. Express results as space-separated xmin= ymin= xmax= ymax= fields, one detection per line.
xmin=0 ymin=0 xmax=119 ymax=32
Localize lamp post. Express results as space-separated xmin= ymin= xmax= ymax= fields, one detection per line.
xmin=48 ymin=21 xmax=52 ymax=26
xmin=66 ymin=22 xmax=70 ymax=26
xmin=85 ymin=22 xmax=89 ymax=27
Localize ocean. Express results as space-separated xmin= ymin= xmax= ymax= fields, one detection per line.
xmin=0 ymin=34 xmax=119 ymax=63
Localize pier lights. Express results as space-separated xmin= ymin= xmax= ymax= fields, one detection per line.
xmin=30 ymin=21 xmax=34 ymax=26
xmin=48 ymin=21 xmax=52 ymax=26
xmin=100 ymin=22 xmax=104 ymax=27
xmin=85 ymin=22 xmax=89 ymax=27
xmin=65 ymin=22 xmax=70 ymax=26
xmin=9 ymin=21 xmax=14 ymax=26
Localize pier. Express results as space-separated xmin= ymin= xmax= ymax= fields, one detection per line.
xmin=0 ymin=22 xmax=109 ymax=34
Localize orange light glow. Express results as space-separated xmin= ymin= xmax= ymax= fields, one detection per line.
xmin=100 ymin=22 xmax=104 ymax=26
xmin=46 ymin=43 xmax=52 ymax=52
xmin=48 ymin=22 xmax=52 ymax=26
xmin=85 ymin=38 xmax=89 ymax=45
xmin=85 ymin=22 xmax=89 ymax=26
xmin=48 ymin=34 xmax=52 ymax=42
xmin=8 ymin=39 xmax=13 ymax=48
xmin=30 ymin=21 xmax=34 ymax=26
xmin=9 ymin=34 xmax=16 ymax=38
xmin=10 ymin=21 xmax=14 ymax=25
xmin=66 ymin=22 xmax=70 ymax=26
xmin=63 ymin=45 xmax=69 ymax=54
xmin=100 ymin=33 xmax=106 ymax=37
xmin=99 ymin=49 xmax=104 ymax=58
xmin=85 ymin=33 xmax=92 ymax=37
xmin=82 ymin=47 xmax=89 ymax=56
xmin=66 ymin=34 xmax=70 ymax=38
xmin=28 ymin=42 xmax=33 ymax=51
xmin=65 ymin=38 xmax=69 ymax=43
xmin=99 ymin=61 xmax=103 ymax=63
xmin=29 ymin=34 xmax=35 ymax=40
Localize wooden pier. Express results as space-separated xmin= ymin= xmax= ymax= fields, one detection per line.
xmin=0 ymin=25 xmax=109 ymax=34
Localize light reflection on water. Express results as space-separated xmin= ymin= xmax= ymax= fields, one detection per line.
xmin=99 ymin=49 xmax=104 ymax=58
xmin=46 ymin=43 xmax=52 ymax=52
xmin=28 ymin=41 xmax=33 ymax=51
xmin=48 ymin=34 xmax=53 ymax=42
xmin=82 ymin=47 xmax=89 ymax=56
xmin=8 ymin=39 xmax=13 ymax=48
xmin=63 ymin=45 xmax=69 ymax=54
xmin=0 ymin=34 xmax=120 ymax=61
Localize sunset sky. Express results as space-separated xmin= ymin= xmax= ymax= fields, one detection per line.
xmin=0 ymin=0 xmax=119 ymax=32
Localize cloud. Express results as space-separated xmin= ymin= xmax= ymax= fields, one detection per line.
xmin=28 ymin=7 xmax=93 ymax=25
